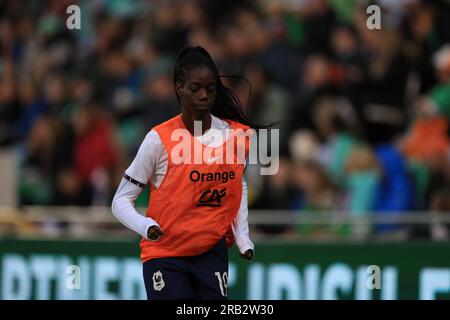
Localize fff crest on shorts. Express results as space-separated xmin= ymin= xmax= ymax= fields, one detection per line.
xmin=152 ymin=270 xmax=165 ymax=291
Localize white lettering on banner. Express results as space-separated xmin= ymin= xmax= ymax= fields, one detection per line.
xmin=381 ymin=267 xmax=398 ymax=300
xmin=121 ymin=259 xmax=146 ymax=300
xmin=356 ymin=266 xmax=371 ymax=300
xmin=1 ymin=253 xmax=448 ymax=300
xmin=322 ymin=263 xmax=353 ymax=299
xmin=228 ymin=263 xmax=237 ymax=288
xmin=56 ymin=256 xmax=74 ymax=299
xmin=31 ymin=255 xmax=56 ymax=300
xmin=0 ymin=254 xmax=147 ymax=300
xmin=56 ymin=256 xmax=89 ymax=300
xmin=267 ymin=264 xmax=301 ymax=300
xmin=248 ymin=263 xmax=401 ymax=300
xmin=94 ymin=257 xmax=119 ymax=300
xmin=419 ymin=268 xmax=450 ymax=300
xmin=247 ymin=263 xmax=264 ymax=300
xmin=304 ymin=265 xmax=320 ymax=300
xmin=1 ymin=254 xmax=31 ymax=300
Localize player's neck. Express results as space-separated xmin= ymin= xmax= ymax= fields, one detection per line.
xmin=181 ymin=111 xmax=212 ymax=136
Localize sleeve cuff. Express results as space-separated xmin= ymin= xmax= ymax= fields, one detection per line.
xmin=143 ymin=218 xmax=160 ymax=240
xmin=235 ymin=234 xmax=254 ymax=255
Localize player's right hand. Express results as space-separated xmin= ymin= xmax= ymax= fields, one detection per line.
xmin=147 ymin=225 xmax=164 ymax=241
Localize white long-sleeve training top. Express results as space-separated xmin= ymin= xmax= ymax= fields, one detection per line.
xmin=111 ymin=114 xmax=254 ymax=254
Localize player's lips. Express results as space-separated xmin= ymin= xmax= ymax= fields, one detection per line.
xmin=195 ymin=103 xmax=211 ymax=109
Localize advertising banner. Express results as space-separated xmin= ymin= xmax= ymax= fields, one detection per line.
xmin=1 ymin=240 xmax=449 ymax=300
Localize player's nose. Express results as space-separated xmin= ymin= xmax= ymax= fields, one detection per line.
xmin=198 ymin=88 xmax=208 ymax=101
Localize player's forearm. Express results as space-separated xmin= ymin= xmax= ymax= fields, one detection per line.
xmin=232 ymin=178 xmax=254 ymax=254
xmin=111 ymin=178 xmax=159 ymax=239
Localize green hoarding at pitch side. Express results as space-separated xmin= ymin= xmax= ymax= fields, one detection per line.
xmin=1 ymin=239 xmax=449 ymax=300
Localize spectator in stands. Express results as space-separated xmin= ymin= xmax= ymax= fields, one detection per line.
xmin=0 ymin=0 xmax=449 ymax=242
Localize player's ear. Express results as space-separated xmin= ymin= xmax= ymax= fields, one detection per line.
xmin=176 ymin=83 xmax=183 ymax=98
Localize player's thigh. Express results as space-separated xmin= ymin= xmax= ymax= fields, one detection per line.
xmin=189 ymin=238 xmax=229 ymax=300
xmin=143 ymin=257 xmax=195 ymax=300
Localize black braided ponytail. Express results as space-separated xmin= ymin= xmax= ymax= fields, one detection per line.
xmin=173 ymin=46 xmax=276 ymax=129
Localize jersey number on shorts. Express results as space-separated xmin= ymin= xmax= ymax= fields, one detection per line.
xmin=214 ymin=271 xmax=228 ymax=297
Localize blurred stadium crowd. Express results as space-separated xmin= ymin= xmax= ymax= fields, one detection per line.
xmin=0 ymin=0 xmax=449 ymax=239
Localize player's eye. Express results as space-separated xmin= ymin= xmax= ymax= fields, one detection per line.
xmin=190 ymin=84 xmax=200 ymax=92
xmin=207 ymin=84 xmax=216 ymax=93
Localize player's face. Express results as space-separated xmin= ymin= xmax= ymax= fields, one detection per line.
xmin=177 ymin=66 xmax=217 ymax=115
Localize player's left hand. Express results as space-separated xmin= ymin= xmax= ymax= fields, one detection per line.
xmin=240 ymin=249 xmax=254 ymax=261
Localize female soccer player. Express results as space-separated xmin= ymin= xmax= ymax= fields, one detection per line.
xmin=112 ymin=46 xmax=257 ymax=300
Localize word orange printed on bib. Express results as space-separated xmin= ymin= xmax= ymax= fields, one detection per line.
xmin=140 ymin=115 xmax=251 ymax=262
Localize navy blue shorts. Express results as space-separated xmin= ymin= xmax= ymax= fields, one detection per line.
xmin=143 ymin=237 xmax=228 ymax=300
